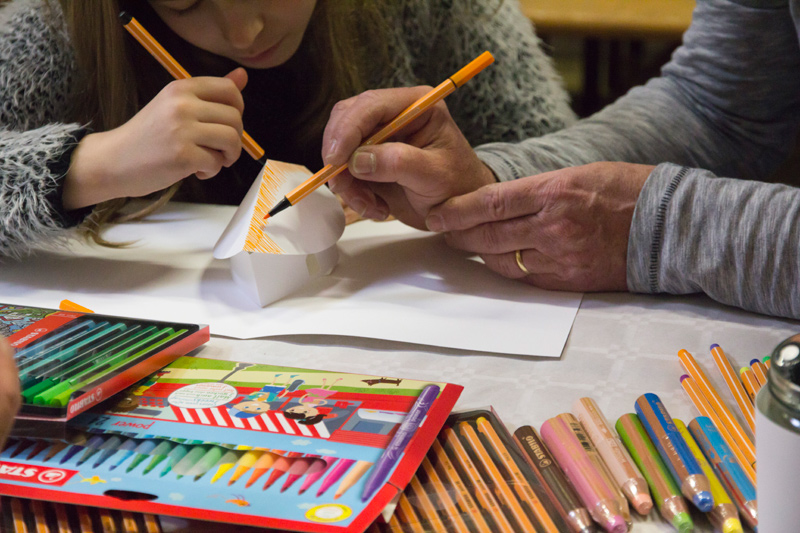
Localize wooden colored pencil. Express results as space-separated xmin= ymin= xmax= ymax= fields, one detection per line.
xmin=408 ymin=474 xmax=448 ymax=531
xmin=678 ymin=350 xmax=756 ymax=473
xmin=10 ymin=498 xmax=29 ymax=533
xmin=709 ymin=344 xmax=755 ymax=433
xmin=458 ymin=421 xmax=538 ymax=532
xmin=420 ymin=456 xmax=472 ymax=532
xmin=476 ymin=417 xmax=560 ymax=532
xmin=749 ymin=358 xmax=768 ymax=389
xmin=396 ymin=492 xmax=426 ymax=533
xmin=120 ymin=13 xmax=264 ymax=161
xmin=679 ymin=375 xmax=756 ymax=484
xmin=763 ymin=355 xmax=772 ymax=369
xmin=430 ymin=438 xmax=493 ymax=532
xmin=675 ymin=420 xmax=743 ymax=533
xmin=513 ymin=425 xmax=596 ymax=533
xmin=443 ymin=428 xmax=515 ymax=532
xmin=30 ymin=499 xmax=47 ymax=533
xmin=739 ymin=368 xmax=757 ymax=404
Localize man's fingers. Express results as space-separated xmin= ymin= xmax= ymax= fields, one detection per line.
xmin=322 ymin=87 xmax=435 ymax=167
xmin=480 ymin=248 xmax=560 ymax=280
xmin=427 ymin=175 xmax=552 ymax=232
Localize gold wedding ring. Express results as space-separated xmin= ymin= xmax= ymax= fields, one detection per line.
xmin=515 ymin=249 xmax=530 ymax=275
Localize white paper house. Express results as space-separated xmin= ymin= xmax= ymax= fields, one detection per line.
xmin=213 ymin=160 xmax=345 ymax=307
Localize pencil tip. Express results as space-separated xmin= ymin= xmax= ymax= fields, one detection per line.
xmin=262 ymin=213 xmax=270 ymax=221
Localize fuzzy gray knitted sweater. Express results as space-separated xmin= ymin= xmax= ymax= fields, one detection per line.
xmin=476 ymin=0 xmax=800 ymax=319
xmin=0 ymin=0 xmax=575 ymax=258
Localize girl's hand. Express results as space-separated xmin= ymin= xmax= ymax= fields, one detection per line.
xmin=323 ymin=87 xmax=496 ymax=230
xmin=63 ymin=68 xmax=248 ymax=210
xmin=426 ymin=162 xmax=654 ymax=291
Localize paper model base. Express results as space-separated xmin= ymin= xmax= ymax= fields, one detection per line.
xmin=214 ymin=159 xmax=346 ymax=307
xmin=231 ymin=244 xmax=339 ymax=307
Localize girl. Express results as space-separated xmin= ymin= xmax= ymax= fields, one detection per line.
xmin=0 ymin=0 xmax=575 ymax=258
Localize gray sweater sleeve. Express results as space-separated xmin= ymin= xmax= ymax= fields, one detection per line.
xmin=475 ymin=0 xmax=800 ymax=319
xmin=0 ymin=0 xmax=88 ymax=259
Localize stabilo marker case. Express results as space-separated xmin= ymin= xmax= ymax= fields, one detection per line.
xmin=4 ymin=303 xmax=209 ymax=439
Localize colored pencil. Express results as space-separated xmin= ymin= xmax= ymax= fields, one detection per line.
xmin=678 ymin=350 xmax=756 ymax=475
xmin=172 ymin=444 xmax=211 ymax=478
xmin=408 ymin=474 xmax=449 ymax=531
xmin=443 ymin=427 xmax=515 ymax=532
xmin=615 ymin=414 xmax=693 ymax=533
xmin=396 ymin=492 xmax=426 ymax=533
xmin=540 ymin=415 xmax=627 ymax=533
xmin=430 ymin=438 xmax=493 ymax=532
xmin=688 ymin=417 xmax=757 ymax=531
xmin=264 ymin=52 xmax=495 ymax=219
xmin=119 ymin=12 xmax=264 ymax=161
xmin=109 ymin=439 xmax=141 ymax=471
xmin=763 ymin=355 xmax=771 ymax=369
xmin=573 ymin=398 xmax=652 ymax=516
xmin=749 ymin=358 xmax=768 ymax=389
xmin=419 ymin=455 xmax=472 ymax=532
xmin=634 ymin=393 xmax=712 ymax=512
xmin=10 ymin=498 xmax=29 ymax=533
xmin=513 ymin=425 xmax=596 ymax=533
xmin=475 ymin=417 xmax=560 ymax=532
xmin=678 ymin=375 xmax=756 ymax=484
xmin=710 ymin=344 xmax=755 ymax=433
xmin=739 ymin=368 xmax=758 ymax=404
xmin=675 ymin=419 xmax=743 ymax=533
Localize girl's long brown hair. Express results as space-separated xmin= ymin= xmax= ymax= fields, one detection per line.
xmin=55 ymin=0 xmax=390 ymax=245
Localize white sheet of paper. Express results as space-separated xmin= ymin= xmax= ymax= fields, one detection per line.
xmin=0 ymin=202 xmax=582 ymax=357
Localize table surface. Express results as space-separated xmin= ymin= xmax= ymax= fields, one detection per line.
xmin=519 ymin=0 xmax=696 ymax=38
xmin=164 ymin=290 xmax=796 ymax=532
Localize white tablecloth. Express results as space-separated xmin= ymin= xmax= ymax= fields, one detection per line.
xmin=167 ymin=291 xmax=797 ymax=532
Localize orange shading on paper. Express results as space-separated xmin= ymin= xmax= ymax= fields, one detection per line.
xmin=244 ymin=162 xmax=291 ymax=254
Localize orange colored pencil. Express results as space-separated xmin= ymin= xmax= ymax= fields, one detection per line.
xmin=120 ymin=13 xmax=264 ymax=161
xmin=709 ymin=344 xmax=755 ymax=433
xmin=10 ymin=498 xmax=29 ymax=533
xmin=396 ymin=492 xmax=426 ymax=533
xmin=420 ymin=456 xmax=472 ymax=532
xmin=763 ymin=356 xmax=772 ymax=370
xmin=678 ymin=349 xmax=756 ymax=470
xmin=749 ymin=359 xmax=768 ymax=389
xmin=679 ymin=374 xmax=756 ymax=484
xmin=264 ymin=51 xmax=495 ymax=219
xmin=475 ymin=417 xmax=560 ymax=532
xmin=430 ymin=438 xmax=493 ymax=532
xmin=443 ymin=428 xmax=515 ymax=532
xmin=739 ymin=368 xmax=758 ymax=404
xmin=408 ymin=475 xmax=448 ymax=532
xmin=30 ymin=499 xmax=48 ymax=533
xmin=458 ymin=422 xmax=538 ymax=532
